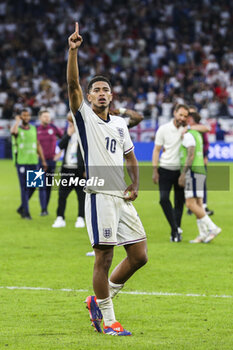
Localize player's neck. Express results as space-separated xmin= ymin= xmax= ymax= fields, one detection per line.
xmin=22 ymin=122 xmax=30 ymax=129
xmin=93 ymin=106 xmax=109 ymax=121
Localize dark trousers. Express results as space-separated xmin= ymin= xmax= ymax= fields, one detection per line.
xmin=16 ymin=164 xmax=38 ymax=215
xmin=38 ymin=159 xmax=56 ymax=211
xmin=23 ymin=160 xmax=56 ymax=212
xmin=56 ymin=167 xmax=85 ymax=219
xmin=158 ymin=167 xmax=184 ymax=233
xmin=203 ymin=165 xmax=207 ymax=205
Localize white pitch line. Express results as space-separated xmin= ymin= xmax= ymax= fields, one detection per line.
xmin=0 ymin=286 xmax=232 ymax=299
xmin=0 ymin=286 xmax=88 ymax=292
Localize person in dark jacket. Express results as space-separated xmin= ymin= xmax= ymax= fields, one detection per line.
xmin=52 ymin=116 xmax=86 ymax=228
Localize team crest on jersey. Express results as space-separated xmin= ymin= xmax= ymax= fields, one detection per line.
xmin=103 ymin=228 xmax=112 ymax=238
xmin=117 ymin=128 xmax=124 ymax=142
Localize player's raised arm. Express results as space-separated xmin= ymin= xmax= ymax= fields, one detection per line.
xmin=10 ymin=115 xmax=21 ymax=136
xmin=111 ymin=108 xmax=144 ymax=128
xmin=184 ymin=124 xmax=210 ymax=134
xmin=67 ymin=22 xmax=84 ymax=115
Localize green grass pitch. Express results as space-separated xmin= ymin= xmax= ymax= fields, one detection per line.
xmin=0 ymin=160 xmax=233 ymax=349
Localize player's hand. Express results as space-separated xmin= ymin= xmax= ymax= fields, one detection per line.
xmin=182 ymin=126 xmax=188 ymax=136
xmin=68 ymin=22 xmax=83 ymax=50
xmin=152 ymin=168 xmax=159 ymax=184
xmin=109 ymin=109 xmax=119 ymax=116
xmin=42 ymin=160 xmax=48 ymax=172
xmin=15 ymin=115 xmax=21 ymax=124
xmin=110 ymin=108 xmax=127 ymax=116
xmin=178 ymin=173 xmax=185 ymax=187
xmin=53 ymin=150 xmax=62 ymax=161
xmin=124 ymin=184 xmax=138 ymax=201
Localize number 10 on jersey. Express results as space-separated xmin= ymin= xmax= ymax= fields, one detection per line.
xmin=105 ymin=137 xmax=116 ymax=153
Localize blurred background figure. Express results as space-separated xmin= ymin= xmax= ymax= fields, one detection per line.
xmin=216 ymin=123 xmax=227 ymax=141
xmin=52 ymin=114 xmax=85 ymax=228
xmin=11 ymin=109 xmax=47 ymax=219
xmin=37 ymin=110 xmax=63 ymax=215
xmin=187 ymin=106 xmax=214 ymax=216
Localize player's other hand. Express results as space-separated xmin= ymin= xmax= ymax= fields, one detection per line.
xmin=68 ymin=22 xmax=83 ymax=50
xmin=15 ymin=115 xmax=21 ymax=124
xmin=182 ymin=126 xmax=188 ymax=137
xmin=110 ymin=109 xmax=120 ymax=116
xmin=124 ymin=184 xmax=138 ymax=201
xmin=152 ymin=168 xmax=159 ymax=184
xmin=178 ymin=173 xmax=185 ymax=187
xmin=42 ymin=160 xmax=48 ymax=172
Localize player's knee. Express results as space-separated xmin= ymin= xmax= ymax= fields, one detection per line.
xmin=139 ymin=252 xmax=148 ymax=267
xmin=186 ymin=200 xmax=194 ymax=210
xmin=131 ymin=251 xmax=148 ymax=269
xmin=159 ymin=196 xmax=169 ymax=206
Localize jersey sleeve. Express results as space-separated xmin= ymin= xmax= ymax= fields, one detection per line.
xmin=123 ymin=123 xmax=134 ymax=154
xmin=124 ymin=117 xmax=130 ymax=127
xmin=155 ymin=126 xmax=164 ymax=145
xmin=182 ymin=133 xmax=196 ymax=148
xmin=122 ymin=119 xmax=134 ymax=154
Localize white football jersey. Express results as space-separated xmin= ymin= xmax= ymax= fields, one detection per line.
xmin=71 ymin=100 xmax=134 ymax=197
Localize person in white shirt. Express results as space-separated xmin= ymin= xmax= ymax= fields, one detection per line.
xmin=152 ymin=104 xmax=209 ymax=242
xmin=52 ymin=117 xmax=86 ymax=229
xmin=67 ymin=22 xmax=147 ymax=336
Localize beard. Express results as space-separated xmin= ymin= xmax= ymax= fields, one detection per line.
xmin=175 ymin=119 xmax=186 ymax=127
xmin=94 ymin=102 xmax=110 ymax=111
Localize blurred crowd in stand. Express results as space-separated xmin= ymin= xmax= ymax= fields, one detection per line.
xmin=1 ymin=0 xmax=233 ymax=122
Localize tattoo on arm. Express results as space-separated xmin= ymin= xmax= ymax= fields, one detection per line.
xmin=183 ymin=146 xmax=195 ymax=173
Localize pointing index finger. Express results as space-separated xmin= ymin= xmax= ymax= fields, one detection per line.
xmin=75 ymin=22 xmax=79 ymax=34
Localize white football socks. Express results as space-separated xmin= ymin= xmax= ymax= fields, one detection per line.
xmin=200 ymin=214 xmax=217 ymax=230
xmin=197 ymin=219 xmax=208 ymax=239
xmin=96 ymin=296 xmax=116 ymax=326
xmin=109 ymin=280 xmax=124 ymax=299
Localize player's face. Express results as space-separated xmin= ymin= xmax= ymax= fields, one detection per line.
xmin=21 ymin=111 xmax=31 ymax=124
xmin=87 ymin=81 xmax=112 ymax=109
xmin=188 ymin=116 xmax=195 ymax=126
xmin=40 ymin=112 xmax=51 ymax=125
xmin=174 ymin=107 xmax=189 ymax=127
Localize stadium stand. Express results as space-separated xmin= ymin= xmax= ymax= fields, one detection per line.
xmin=0 ymin=0 xmax=233 ymax=150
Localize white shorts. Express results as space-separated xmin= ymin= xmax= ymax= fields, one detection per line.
xmin=85 ymin=192 xmax=147 ymax=247
xmin=185 ymin=170 xmax=206 ymax=199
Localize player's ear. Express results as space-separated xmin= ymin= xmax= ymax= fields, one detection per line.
xmin=87 ymin=93 xmax=91 ymax=103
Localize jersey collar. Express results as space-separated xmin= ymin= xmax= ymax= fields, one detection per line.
xmin=96 ymin=112 xmax=111 ymax=123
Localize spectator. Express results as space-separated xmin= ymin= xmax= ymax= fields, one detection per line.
xmin=216 ymin=122 xmax=227 ymax=141
xmin=1 ymin=1 xmax=233 ymax=120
